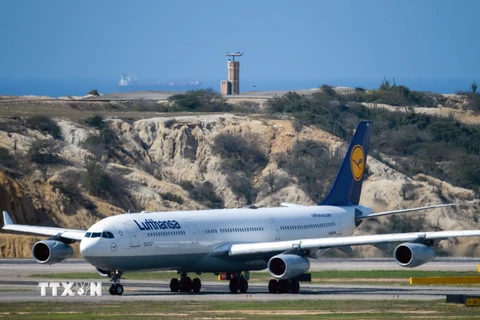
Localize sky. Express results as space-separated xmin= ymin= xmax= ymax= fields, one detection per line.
xmin=1 ymin=0 xmax=479 ymax=82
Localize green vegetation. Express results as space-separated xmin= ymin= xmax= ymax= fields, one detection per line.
xmin=275 ymin=139 xmax=341 ymax=201
xmin=266 ymin=81 xmax=480 ymax=195
xmin=160 ymin=191 xmax=184 ymax=204
xmin=27 ymin=140 xmax=62 ymax=164
xmin=214 ymin=133 xmax=268 ymax=174
xmin=168 ymin=88 xmax=232 ymax=112
xmin=3 ymin=300 xmax=479 ymax=320
xmin=187 ymin=181 xmax=224 ymax=208
xmin=0 ymin=147 xmax=15 ymax=168
xmin=213 ymin=132 xmax=268 ymax=204
xmin=82 ymin=157 xmax=115 ymax=198
xmin=84 ymin=114 xmax=105 ymax=128
xmin=25 ymin=115 xmax=63 ymax=139
xmin=82 ymin=115 xmax=118 ymax=160
xmin=51 ymin=181 xmax=79 ymax=199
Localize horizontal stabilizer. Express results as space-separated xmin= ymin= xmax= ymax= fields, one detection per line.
xmin=356 ymin=203 xmax=456 ymax=220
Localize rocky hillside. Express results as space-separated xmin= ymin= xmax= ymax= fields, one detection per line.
xmin=1 ymin=110 xmax=479 ymax=258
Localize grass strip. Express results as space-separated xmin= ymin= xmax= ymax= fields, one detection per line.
xmin=1 ymin=300 xmax=479 ymax=320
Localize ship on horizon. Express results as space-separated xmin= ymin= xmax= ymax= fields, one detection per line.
xmin=118 ymin=74 xmax=202 ymax=92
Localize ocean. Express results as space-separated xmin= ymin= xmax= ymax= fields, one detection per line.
xmin=0 ymin=77 xmax=475 ymax=97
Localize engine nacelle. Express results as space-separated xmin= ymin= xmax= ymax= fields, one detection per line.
xmin=32 ymin=240 xmax=73 ymax=264
xmin=394 ymin=243 xmax=435 ymax=268
xmin=267 ymin=254 xmax=310 ymax=280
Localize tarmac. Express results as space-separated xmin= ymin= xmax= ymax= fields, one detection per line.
xmin=1 ymin=258 xmax=479 ymax=302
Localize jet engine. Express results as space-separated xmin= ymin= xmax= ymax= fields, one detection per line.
xmin=267 ymin=254 xmax=310 ymax=279
xmin=394 ymin=243 xmax=435 ymax=268
xmin=32 ymin=240 xmax=73 ymax=264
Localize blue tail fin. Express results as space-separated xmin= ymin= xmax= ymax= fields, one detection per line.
xmin=319 ymin=121 xmax=373 ymax=206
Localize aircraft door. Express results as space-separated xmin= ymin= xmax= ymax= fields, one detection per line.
xmin=182 ymin=219 xmax=199 ymax=244
xmin=124 ymin=221 xmax=140 ymax=247
xmin=270 ymin=218 xmax=281 ymax=240
xmin=335 ymin=217 xmax=343 ymax=236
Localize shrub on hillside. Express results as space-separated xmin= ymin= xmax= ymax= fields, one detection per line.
xmin=26 ymin=115 xmax=62 ymax=140
xmin=84 ymin=115 xmax=105 ymax=129
xmin=82 ymin=158 xmax=114 ymax=198
xmin=51 ymin=181 xmax=79 ymax=199
xmin=227 ymin=173 xmax=257 ymax=204
xmin=213 ymin=133 xmax=267 ymax=174
xmin=232 ymin=100 xmax=261 ymax=113
xmin=266 ymin=91 xmax=313 ymax=114
xmin=0 ymin=147 xmax=15 ymax=168
xmin=320 ymin=84 xmax=337 ymax=97
xmin=275 ymin=140 xmax=341 ymax=201
xmin=82 ymin=125 xmax=117 ymax=159
xmin=28 ymin=140 xmax=62 ymax=164
xmin=188 ymin=181 xmax=224 ymax=208
xmin=168 ymin=89 xmax=232 ymax=112
xmin=160 ymin=192 xmax=184 ymax=204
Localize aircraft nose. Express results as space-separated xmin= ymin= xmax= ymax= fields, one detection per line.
xmin=80 ymin=239 xmax=97 ymax=257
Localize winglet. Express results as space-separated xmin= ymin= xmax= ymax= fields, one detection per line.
xmin=3 ymin=211 xmax=14 ymax=226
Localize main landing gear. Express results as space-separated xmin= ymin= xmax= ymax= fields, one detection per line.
xmin=108 ymin=270 xmax=124 ymax=295
xmin=228 ymin=274 xmax=248 ymax=293
xmin=268 ymin=279 xmax=300 ymax=294
xmin=170 ymin=272 xmax=202 ymax=293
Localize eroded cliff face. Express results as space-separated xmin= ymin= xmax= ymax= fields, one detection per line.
xmin=0 ymin=114 xmax=479 ymax=258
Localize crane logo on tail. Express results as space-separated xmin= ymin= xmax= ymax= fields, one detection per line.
xmin=350 ymin=145 xmax=365 ymax=181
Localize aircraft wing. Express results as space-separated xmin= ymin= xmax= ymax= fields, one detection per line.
xmin=2 ymin=211 xmax=85 ymax=241
xmin=228 ymin=230 xmax=480 ymax=256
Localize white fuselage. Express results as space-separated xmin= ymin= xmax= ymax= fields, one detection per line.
xmin=79 ymin=205 xmax=363 ymax=273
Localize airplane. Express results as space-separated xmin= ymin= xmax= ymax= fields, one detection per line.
xmin=3 ymin=120 xmax=480 ymax=296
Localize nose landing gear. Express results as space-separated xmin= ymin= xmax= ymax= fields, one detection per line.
xmin=108 ymin=270 xmax=124 ymax=295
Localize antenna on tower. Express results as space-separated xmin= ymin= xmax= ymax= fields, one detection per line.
xmin=225 ymin=52 xmax=243 ymax=62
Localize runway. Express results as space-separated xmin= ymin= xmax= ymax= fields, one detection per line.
xmin=1 ymin=258 xmax=479 ymax=302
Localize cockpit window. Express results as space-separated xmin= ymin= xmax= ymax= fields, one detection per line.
xmin=91 ymin=232 xmax=102 ymax=238
xmin=102 ymin=231 xmax=115 ymax=239
xmin=85 ymin=232 xmax=91 ymax=238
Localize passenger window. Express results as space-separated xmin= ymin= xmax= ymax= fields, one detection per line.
xmin=85 ymin=232 xmax=91 ymax=238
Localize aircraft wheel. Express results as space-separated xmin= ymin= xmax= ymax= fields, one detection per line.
xmin=238 ymin=277 xmax=248 ymax=293
xmin=290 ymin=279 xmax=300 ymax=294
xmin=268 ymin=279 xmax=277 ymax=294
xmin=180 ymin=276 xmax=192 ymax=292
xmin=192 ymin=278 xmax=202 ymax=293
xmin=229 ymin=278 xmax=239 ymax=293
xmin=277 ymin=279 xmax=289 ymax=294
xmin=109 ymin=284 xmax=116 ymax=295
xmin=170 ymin=278 xmax=180 ymax=292
xmin=114 ymin=284 xmax=124 ymax=295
